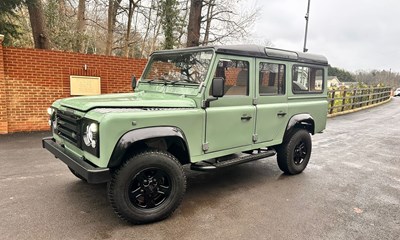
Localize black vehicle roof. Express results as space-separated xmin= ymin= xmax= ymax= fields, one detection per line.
xmin=152 ymin=44 xmax=328 ymax=66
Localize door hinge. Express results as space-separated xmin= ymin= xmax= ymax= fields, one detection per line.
xmin=252 ymin=134 xmax=258 ymax=143
xmin=202 ymin=142 xmax=209 ymax=152
xmin=201 ymin=100 xmax=207 ymax=109
xmin=252 ymin=98 xmax=258 ymax=105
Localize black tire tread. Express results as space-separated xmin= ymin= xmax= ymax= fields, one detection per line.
xmin=277 ymin=129 xmax=311 ymax=175
xmin=108 ymin=149 xmax=186 ymax=224
xmin=68 ymin=167 xmax=87 ymax=182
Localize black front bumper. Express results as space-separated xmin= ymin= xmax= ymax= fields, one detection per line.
xmin=42 ymin=137 xmax=111 ymax=184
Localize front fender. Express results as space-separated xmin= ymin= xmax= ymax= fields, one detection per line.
xmin=108 ymin=126 xmax=189 ymax=168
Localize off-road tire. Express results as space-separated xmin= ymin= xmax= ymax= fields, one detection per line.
xmin=276 ymin=129 xmax=312 ymax=175
xmin=108 ymin=150 xmax=186 ymax=224
xmin=68 ymin=167 xmax=87 ymax=182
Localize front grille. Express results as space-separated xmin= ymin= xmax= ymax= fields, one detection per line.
xmin=55 ymin=110 xmax=82 ymax=147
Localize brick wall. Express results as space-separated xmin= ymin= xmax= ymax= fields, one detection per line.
xmin=0 ymin=36 xmax=7 ymax=133
xmin=0 ymin=39 xmax=147 ymax=133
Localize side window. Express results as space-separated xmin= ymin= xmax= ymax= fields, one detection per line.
xmin=259 ymin=62 xmax=285 ymax=95
xmin=292 ymin=66 xmax=324 ymax=93
xmin=213 ymin=59 xmax=249 ymax=96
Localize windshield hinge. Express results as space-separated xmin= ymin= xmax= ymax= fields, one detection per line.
xmin=202 ymin=142 xmax=209 ymax=152
xmin=198 ymin=81 xmax=205 ymax=93
xmin=252 ymin=134 xmax=258 ymax=143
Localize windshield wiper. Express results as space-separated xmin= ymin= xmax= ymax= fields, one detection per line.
xmin=171 ymin=79 xmax=189 ymax=84
xmin=171 ymin=80 xmax=199 ymax=85
xmin=144 ymin=78 xmax=198 ymax=85
xmin=142 ymin=79 xmax=156 ymax=83
xmin=143 ymin=78 xmax=172 ymax=84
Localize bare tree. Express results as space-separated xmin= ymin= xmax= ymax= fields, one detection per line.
xmin=202 ymin=0 xmax=214 ymax=44
xmin=122 ymin=0 xmax=141 ymax=57
xmin=8 ymin=0 xmax=259 ymax=55
xmin=75 ymin=0 xmax=86 ymax=52
xmin=139 ymin=0 xmax=156 ymax=57
xmin=176 ymin=0 xmax=190 ymax=46
xmin=26 ymin=0 xmax=50 ymax=49
xmin=186 ymin=0 xmax=202 ymax=47
xmin=149 ymin=1 xmax=163 ymax=53
xmin=355 ymin=69 xmax=400 ymax=87
xmin=106 ymin=0 xmax=122 ymax=55
xmin=200 ymin=0 xmax=259 ymax=45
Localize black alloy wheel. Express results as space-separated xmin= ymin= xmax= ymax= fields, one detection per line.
xmin=108 ymin=150 xmax=186 ymax=224
xmin=293 ymin=141 xmax=307 ymax=165
xmin=129 ymin=167 xmax=171 ymax=209
xmin=276 ymin=129 xmax=312 ymax=175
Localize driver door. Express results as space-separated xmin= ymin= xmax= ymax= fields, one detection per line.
xmin=205 ymin=55 xmax=255 ymax=153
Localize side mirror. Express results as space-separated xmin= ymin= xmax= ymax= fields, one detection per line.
xmin=211 ymin=77 xmax=225 ymax=97
xmin=131 ymin=75 xmax=137 ymax=91
xmin=202 ymin=77 xmax=225 ymax=108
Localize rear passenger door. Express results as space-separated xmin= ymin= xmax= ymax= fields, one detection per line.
xmin=254 ymin=60 xmax=288 ymax=143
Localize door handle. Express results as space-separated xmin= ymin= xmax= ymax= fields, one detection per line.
xmin=241 ymin=115 xmax=252 ymax=121
xmin=277 ymin=111 xmax=287 ymax=117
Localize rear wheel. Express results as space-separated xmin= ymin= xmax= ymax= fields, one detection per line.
xmin=108 ymin=150 xmax=186 ymax=224
xmin=276 ymin=129 xmax=312 ymax=175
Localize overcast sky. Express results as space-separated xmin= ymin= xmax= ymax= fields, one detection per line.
xmin=240 ymin=0 xmax=400 ymax=73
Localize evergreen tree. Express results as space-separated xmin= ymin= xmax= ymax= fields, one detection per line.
xmin=161 ymin=0 xmax=179 ymax=49
xmin=0 ymin=0 xmax=24 ymax=45
xmin=328 ymin=66 xmax=356 ymax=82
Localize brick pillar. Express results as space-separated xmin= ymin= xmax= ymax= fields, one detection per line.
xmin=0 ymin=34 xmax=8 ymax=134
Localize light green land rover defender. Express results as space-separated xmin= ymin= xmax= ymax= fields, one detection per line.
xmin=42 ymin=45 xmax=328 ymax=224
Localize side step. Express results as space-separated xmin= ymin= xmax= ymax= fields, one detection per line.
xmin=190 ymin=149 xmax=276 ymax=171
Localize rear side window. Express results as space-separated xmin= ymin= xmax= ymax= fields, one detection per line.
xmin=259 ymin=62 xmax=285 ymax=95
xmin=292 ymin=66 xmax=324 ymax=93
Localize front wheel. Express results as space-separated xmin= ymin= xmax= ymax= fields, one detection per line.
xmin=108 ymin=150 xmax=186 ymax=224
xmin=68 ymin=167 xmax=87 ymax=182
xmin=276 ymin=129 xmax=312 ymax=175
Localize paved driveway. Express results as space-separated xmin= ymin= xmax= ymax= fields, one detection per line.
xmin=1 ymin=98 xmax=399 ymax=240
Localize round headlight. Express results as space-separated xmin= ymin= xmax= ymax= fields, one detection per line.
xmin=89 ymin=123 xmax=98 ymax=133
xmin=47 ymin=107 xmax=54 ymax=115
xmin=83 ymin=123 xmax=98 ymax=148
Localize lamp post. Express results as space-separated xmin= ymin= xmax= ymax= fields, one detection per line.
xmin=303 ymin=0 xmax=311 ymax=52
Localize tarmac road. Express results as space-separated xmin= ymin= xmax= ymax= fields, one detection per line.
xmin=1 ymin=98 xmax=399 ymax=240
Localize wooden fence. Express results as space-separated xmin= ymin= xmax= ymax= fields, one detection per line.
xmin=328 ymin=87 xmax=392 ymax=114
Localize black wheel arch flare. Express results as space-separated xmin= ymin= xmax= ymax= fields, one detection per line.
xmin=108 ymin=126 xmax=190 ymax=168
xmin=284 ymin=114 xmax=315 ymax=140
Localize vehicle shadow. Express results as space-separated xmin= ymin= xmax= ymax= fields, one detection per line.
xmin=60 ymin=158 xmax=299 ymax=229
xmin=180 ymin=159 xmax=287 ymax=213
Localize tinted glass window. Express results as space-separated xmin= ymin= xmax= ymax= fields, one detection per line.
xmin=259 ymin=62 xmax=285 ymax=95
xmin=143 ymin=50 xmax=213 ymax=84
xmin=213 ymin=59 xmax=249 ymax=96
xmin=292 ymin=66 xmax=324 ymax=93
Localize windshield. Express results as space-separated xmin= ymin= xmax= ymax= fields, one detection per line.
xmin=142 ymin=50 xmax=214 ymax=84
